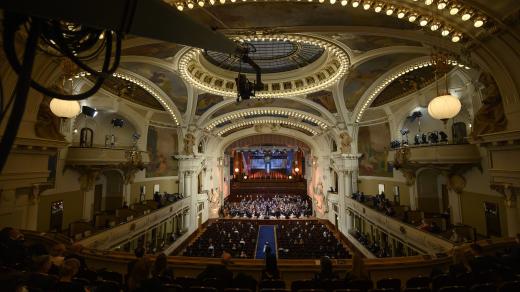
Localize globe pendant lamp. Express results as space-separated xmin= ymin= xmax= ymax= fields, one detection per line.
xmin=49 ymin=98 xmax=81 ymax=118
xmin=428 ymin=65 xmax=461 ymax=123
xmin=427 ymin=94 xmax=461 ymax=122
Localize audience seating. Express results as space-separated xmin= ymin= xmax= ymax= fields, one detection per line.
xmin=376 ymin=278 xmax=401 ymax=292
xmin=469 ymin=283 xmax=497 ymax=292
xmin=347 ymin=279 xmax=374 ymax=292
xmin=406 ymin=276 xmax=431 ymax=289
xmin=261 ymin=280 xmax=286 ymax=289
xmin=438 ymin=287 xmax=468 ymax=292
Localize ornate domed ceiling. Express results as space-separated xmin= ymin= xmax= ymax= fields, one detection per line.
xmin=204 ymin=40 xmax=324 ymax=74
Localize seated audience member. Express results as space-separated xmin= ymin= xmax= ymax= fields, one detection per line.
xmin=418 ymin=219 xmax=431 ymax=232
xmin=197 ymin=251 xmax=234 ymax=282
xmin=468 ymin=243 xmax=498 ymax=274
xmin=49 ymin=243 xmax=67 ymax=275
xmin=151 ymin=253 xmax=174 ymax=283
xmin=315 ymin=256 xmax=339 ymax=281
xmin=27 ymin=255 xmax=58 ymax=291
xmin=128 ymin=258 xmax=151 ymax=291
xmin=261 ymin=253 xmax=280 ymax=280
xmin=128 ymin=246 xmax=146 ymax=275
xmin=55 ymin=258 xmax=84 ymax=292
xmin=0 ymin=227 xmax=28 ymax=268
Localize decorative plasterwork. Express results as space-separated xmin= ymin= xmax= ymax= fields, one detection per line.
xmin=204 ymin=108 xmax=330 ymax=131
xmin=178 ymin=34 xmax=350 ymax=98
xmin=215 ymin=118 xmax=319 ymax=136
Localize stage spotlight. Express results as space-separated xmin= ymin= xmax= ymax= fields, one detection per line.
xmin=234 ymin=167 xmax=239 ymax=173
xmin=295 ymin=167 xmax=300 ymax=173
xmin=243 ymin=175 xmax=248 ymax=179
xmin=288 ymin=175 xmax=293 ymax=179
xmin=111 ymin=118 xmax=124 ymax=128
xmin=81 ymin=106 xmax=97 ymax=117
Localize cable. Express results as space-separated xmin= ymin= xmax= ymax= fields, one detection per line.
xmin=0 ymin=14 xmax=42 ymax=172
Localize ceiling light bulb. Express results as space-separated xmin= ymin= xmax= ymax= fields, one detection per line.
xmin=474 ymin=17 xmax=485 ymax=28
xmin=441 ymin=27 xmax=451 ymax=36
xmin=374 ymin=4 xmax=382 ymax=12
xmin=352 ymin=0 xmax=360 ymax=7
xmin=430 ymin=22 xmax=440 ymax=31
xmin=424 ymin=0 xmax=433 ymax=5
xmin=397 ymin=10 xmax=406 ymax=18
xmin=419 ymin=18 xmax=429 ymax=26
xmin=210 ymin=0 xmax=215 ymax=4
xmin=330 ymin=0 xmax=336 ymax=4
xmin=187 ymin=1 xmax=194 ymax=8
xmin=363 ymin=1 xmax=371 ymax=9
xmin=451 ymin=33 xmax=461 ymax=42
xmin=408 ymin=14 xmax=418 ymax=22
xmin=386 ymin=6 xmax=394 ymax=15
xmin=437 ymin=0 xmax=447 ymax=10
xmin=461 ymin=11 xmax=472 ymax=21
xmin=198 ymin=0 xmax=204 ymax=6
xmin=341 ymin=0 xmax=348 ymax=6
xmin=449 ymin=5 xmax=460 ymax=15
xmin=220 ymin=0 xmax=226 ymax=3
xmin=319 ymin=0 xmax=325 ymax=3
xmin=176 ymin=2 xmax=184 ymax=10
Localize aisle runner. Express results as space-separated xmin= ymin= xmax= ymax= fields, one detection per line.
xmin=255 ymin=225 xmax=276 ymax=259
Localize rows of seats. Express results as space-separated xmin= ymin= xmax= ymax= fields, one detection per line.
xmin=275 ymin=221 xmax=350 ymax=259
xmin=121 ymin=275 xmax=520 ymax=292
xmin=184 ymin=220 xmax=260 ymax=258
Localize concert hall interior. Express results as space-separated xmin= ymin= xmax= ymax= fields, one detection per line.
xmin=0 ymin=0 xmax=520 ymax=291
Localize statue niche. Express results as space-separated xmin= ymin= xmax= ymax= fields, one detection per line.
xmin=471 ymin=72 xmax=507 ymax=139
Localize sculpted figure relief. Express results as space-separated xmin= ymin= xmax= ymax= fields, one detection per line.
xmin=340 ymin=132 xmax=352 ymax=154
xmin=183 ymin=133 xmax=195 ymax=155
xmin=471 ymin=72 xmax=507 ymax=139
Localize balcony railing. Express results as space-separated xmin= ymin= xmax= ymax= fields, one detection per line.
xmin=345 ymin=196 xmax=455 ymax=254
xmin=66 ymin=146 xmax=149 ymax=166
xmin=74 ymin=197 xmax=190 ymax=250
xmin=388 ymin=143 xmax=481 ymax=166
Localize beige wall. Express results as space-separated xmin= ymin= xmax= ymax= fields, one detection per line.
xmin=358 ymin=177 xmax=410 ymax=207
xmin=129 ymin=177 xmax=179 ymax=204
xmin=37 ymin=190 xmax=85 ymax=232
xmin=460 ymin=191 xmax=508 ymax=237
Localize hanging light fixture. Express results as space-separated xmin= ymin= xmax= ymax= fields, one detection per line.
xmin=427 ymin=52 xmax=461 ymax=123
xmin=50 ymin=98 xmax=81 ymax=118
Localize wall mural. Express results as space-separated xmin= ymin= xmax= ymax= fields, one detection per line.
xmin=306 ymin=90 xmax=337 ymax=113
xmin=358 ymin=123 xmax=392 ymax=177
xmin=343 ymin=53 xmax=424 ymax=111
xmin=122 ymin=42 xmax=184 ymax=59
xmin=120 ymin=62 xmax=188 ymax=113
xmin=196 ymin=93 xmax=224 ymax=115
xmin=146 ymin=126 xmax=179 ymax=177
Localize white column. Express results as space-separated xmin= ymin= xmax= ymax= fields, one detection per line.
xmin=340 ymin=171 xmax=352 ymax=233
xmin=25 ymin=196 xmax=39 ymax=231
xmin=184 ymin=171 xmax=193 ymax=197
xmin=409 ymin=184 xmax=418 ymax=211
xmin=352 ymin=170 xmax=358 ymax=193
xmin=448 ymin=189 xmax=463 ymax=224
xmin=504 ymin=188 xmax=519 ymax=237
xmin=83 ymin=190 xmax=94 ymax=222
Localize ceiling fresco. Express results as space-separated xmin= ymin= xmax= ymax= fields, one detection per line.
xmin=343 ymin=53 xmax=424 ymax=111
xmin=333 ymin=34 xmax=424 ymax=53
xmin=87 ymin=76 xmax=164 ymax=110
xmin=211 ymin=98 xmax=322 ymax=118
xmin=370 ymin=66 xmax=451 ymax=108
xmin=306 ymin=90 xmax=337 ymax=113
xmin=120 ymin=62 xmax=188 ymax=113
xmin=186 ymin=3 xmax=417 ymax=30
xmin=122 ymin=42 xmax=184 ymax=60
xmin=196 ymin=93 xmax=224 ymax=116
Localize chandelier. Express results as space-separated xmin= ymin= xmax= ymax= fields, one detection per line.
xmin=427 ymin=52 xmax=461 ymax=123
